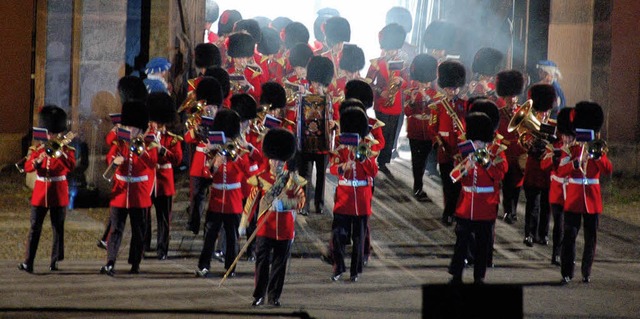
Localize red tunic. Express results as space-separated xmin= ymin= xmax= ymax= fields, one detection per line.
xmin=247 ymin=171 xmax=306 ymax=241
xmin=369 ymin=118 xmax=385 ymax=153
xmin=404 ymin=82 xmax=440 ymax=141
xmin=207 ymin=152 xmax=251 ymax=214
xmin=154 ymin=131 xmax=183 ymax=196
xmin=556 ymin=144 xmax=613 ymax=214
xmin=226 ymin=63 xmax=264 ymax=102
xmin=329 ymin=145 xmax=378 ymax=216
xmin=107 ymin=140 xmax=158 ymax=208
xmin=26 ymin=144 xmax=76 ymax=207
xmin=257 ymin=54 xmax=286 ymax=84
xmin=496 ymin=98 xmax=526 ymax=187
xmin=366 ymin=57 xmax=409 ymax=116
xmin=455 ymin=148 xmax=508 ymax=220
xmin=184 ymin=130 xmax=211 ymax=179
xmin=428 ymin=96 xmax=467 ymax=164
xmin=541 ymin=140 xmax=567 ymax=205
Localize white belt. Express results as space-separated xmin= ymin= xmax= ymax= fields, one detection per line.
xmin=439 ymin=131 xmax=450 ymax=137
xmin=463 ymin=186 xmax=495 ymax=193
xmin=36 ymin=175 xmax=66 ymax=182
xmin=115 ymin=174 xmax=149 ymax=183
xmin=249 ymin=164 xmax=259 ymax=172
xmin=338 ymin=179 xmax=370 ymax=187
xmin=211 ymin=182 xmax=241 ymax=190
xmin=157 ymin=163 xmax=172 ymax=169
xmin=196 ymin=146 xmax=208 ymax=153
xmin=550 ymin=175 xmax=566 ymax=183
xmin=567 ymin=177 xmax=599 ymax=185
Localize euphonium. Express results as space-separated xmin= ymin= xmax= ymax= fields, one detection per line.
xmin=45 ymin=132 xmax=76 ymax=159
xmin=284 ymin=81 xmax=301 ymax=105
xmin=185 ymin=100 xmax=206 ymax=130
xmin=507 ymin=99 xmax=553 ymax=149
xmin=587 ymin=139 xmax=608 ymax=160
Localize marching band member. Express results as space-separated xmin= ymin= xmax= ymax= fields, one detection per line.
xmin=260 ymin=82 xmax=290 ymax=132
xmin=280 ymin=21 xmax=310 ymax=74
xmin=321 ymin=16 xmax=350 ymax=80
xmin=226 ymin=32 xmax=264 ymax=101
xmin=215 ymin=9 xmax=242 ymax=67
xmin=558 ymin=102 xmax=612 ymax=284
xmin=541 ymin=107 xmax=574 ymax=266
xmin=256 ymin=26 xmax=285 ymax=84
xmin=467 ymin=47 xmax=503 ymax=99
xmin=204 ymin=66 xmax=232 ymax=108
xmin=522 ymin=84 xmax=556 ymax=247
xmin=385 ymin=7 xmax=418 ymax=63
xmin=328 ymin=44 xmax=366 ymax=120
xmin=243 ymin=128 xmax=305 ymax=307
xmin=344 ymin=79 xmax=385 ymax=154
xmin=404 ymin=53 xmax=440 ymax=201
xmin=100 ymin=101 xmax=158 ymax=276
xmin=283 ymin=43 xmax=313 ymax=132
xmin=299 ymin=56 xmax=335 ymax=215
xmin=203 ymin=0 xmax=219 ymax=44
xmin=329 ymin=106 xmax=378 ymax=282
xmin=495 ymin=70 xmax=526 ymax=224
xmin=145 ymin=93 xmax=182 ymax=260
xmin=190 ymin=43 xmax=222 ymax=92
xmin=366 ymin=23 xmax=409 ymax=173
xmin=448 ymin=112 xmax=508 ymax=284
xmin=185 ymin=77 xmax=224 ymax=235
xmin=423 ymin=20 xmax=457 ymax=63
xmin=18 ymin=106 xmax=76 ymax=274
xmin=196 ymin=109 xmax=251 ymax=278
xmin=312 ymin=8 xmax=339 ymax=55
xmin=428 ymin=60 xmax=467 ymax=226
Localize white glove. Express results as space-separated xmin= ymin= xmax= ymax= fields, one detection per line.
xmin=238 ymin=226 xmax=246 ymax=237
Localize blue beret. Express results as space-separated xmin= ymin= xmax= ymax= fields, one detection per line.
xmin=145 ymin=57 xmax=171 ymax=74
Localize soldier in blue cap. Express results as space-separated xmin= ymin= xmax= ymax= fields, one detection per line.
xmin=536 ymin=60 xmax=566 ymax=118
xmin=143 ymin=57 xmax=172 ymax=94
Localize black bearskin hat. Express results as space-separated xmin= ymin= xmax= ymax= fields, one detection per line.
xmin=195 ymin=76 xmax=223 ymax=106
xmin=410 ymin=53 xmax=438 ymax=83
xmin=345 ymin=80 xmax=374 ymax=109
xmin=230 ymin=93 xmax=257 ymax=121
xmin=339 ymin=98 xmax=366 ymax=114
xmin=437 ymin=60 xmax=466 ymax=88
xmin=121 ymin=101 xmax=149 ymax=131
xmin=118 ymin=75 xmax=148 ymax=104
xmin=204 ymin=67 xmax=231 ymax=99
xmin=574 ymin=101 xmax=604 ymax=132
xmin=148 ymin=92 xmax=176 ymax=124
xmin=465 ymin=112 xmax=494 ymax=143
xmin=317 ymin=7 xmax=340 ymax=17
xmin=218 ymin=9 xmax=242 ymax=37
xmin=253 ymin=16 xmax=272 ymax=29
xmin=307 ymin=56 xmax=334 ymax=87
xmin=211 ymin=108 xmax=240 ymax=139
xmin=496 ymin=70 xmax=525 ymax=97
xmin=529 ymin=83 xmax=556 ymax=112
xmin=386 ymin=7 xmax=412 ymax=33
xmin=556 ymin=107 xmax=575 ymax=136
xmin=270 ymin=16 xmax=292 ymax=33
xmin=234 ymin=19 xmax=261 ymax=43
xmin=227 ymin=32 xmax=255 ymax=58
xmin=324 ymin=16 xmax=350 ymax=47
xmin=340 ymin=106 xmax=369 ymax=138
xmin=283 ymin=22 xmax=310 ymax=50
xmin=263 ymin=128 xmax=296 ymax=161
xmin=379 ymin=23 xmax=406 ymax=50
xmin=288 ymin=43 xmax=313 ymax=68
xmin=339 ymin=44 xmax=365 ymax=73
xmin=469 ymin=99 xmax=500 ymax=132
xmin=472 ymin=47 xmax=504 ymax=76
xmin=260 ymin=82 xmax=287 ymax=110
xmin=205 ymin=0 xmax=219 ymax=23
xmin=39 ymin=105 xmax=67 ymax=134
xmin=314 ymin=15 xmax=331 ymax=42
xmin=194 ymin=43 xmax=221 ymax=69
xmin=257 ymin=27 xmax=281 ymax=56
xmin=424 ymin=20 xmax=456 ymax=51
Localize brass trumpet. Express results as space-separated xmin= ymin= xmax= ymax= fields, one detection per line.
xmin=45 ymin=132 xmax=76 ymax=159
xmin=355 ymin=143 xmax=372 ymax=162
xmin=15 ymin=156 xmax=27 ymax=173
xmin=587 ymin=139 xmax=608 ymax=160
xmin=129 ymin=137 xmax=146 ymax=156
xmin=449 ymin=148 xmax=492 ymax=183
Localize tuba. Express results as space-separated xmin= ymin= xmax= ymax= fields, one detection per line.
xmin=507 ymin=99 xmax=554 ymax=149
xmin=45 ymin=132 xmax=76 ymax=159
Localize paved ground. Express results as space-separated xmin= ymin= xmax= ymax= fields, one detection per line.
xmin=1 ymin=148 xmax=640 ymax=318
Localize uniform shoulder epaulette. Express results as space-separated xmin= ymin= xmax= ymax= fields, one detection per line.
xmin=369 ymin=58 xmax=380 ymax=70
xmin=373 ymin=119 xmax=385 ymax=129
xmin=247 ymin=65 xmax=262 ymax=78
xmin=167 ymin=131 xmax=184 ymax=143
xmin=146 ymin=141 xmax=160 ymax=149
xmin=246 ymin=175 xmax=259 ymax=187
xmin=427 ymin=100 xmax=441 ymax=110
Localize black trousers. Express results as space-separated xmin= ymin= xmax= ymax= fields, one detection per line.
xmin=147 ymin=194 xmax=173 ymax=256
xmin=449 ymin=218 xmax=494 ymax=281
xmin=253 ymin=236 xmax=292 ymax=302
xmin=188 ymin=176 xmax=212 ymax=234
xmin=502 ymin=164 xmax=522 ymax=218
xmin=551 ymin=204 xmax=564 ymax=258
xmin=106 ymin=207 xmax=145 ymax=268
xmin=24 ymin=206 xmax=66 ymax=266
xmin=298 ymin=152 xmax=327 ymax=212
xmin=198 ymin=212 xmax=240 ymax=272
xmin=438 ymin=161 xmax=461 ymax=219
xmin=332 ymin=214 xmax=368 ymax=277
xmin=409 ymin=139 xmax=432 ymax=193
xmin=561 ymin=212 xmax=599 ymax=279
xmin=524 ymin=186 xmax=550 ymax=239
xmin=375 ymin=111 xmax=400 ymax=165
